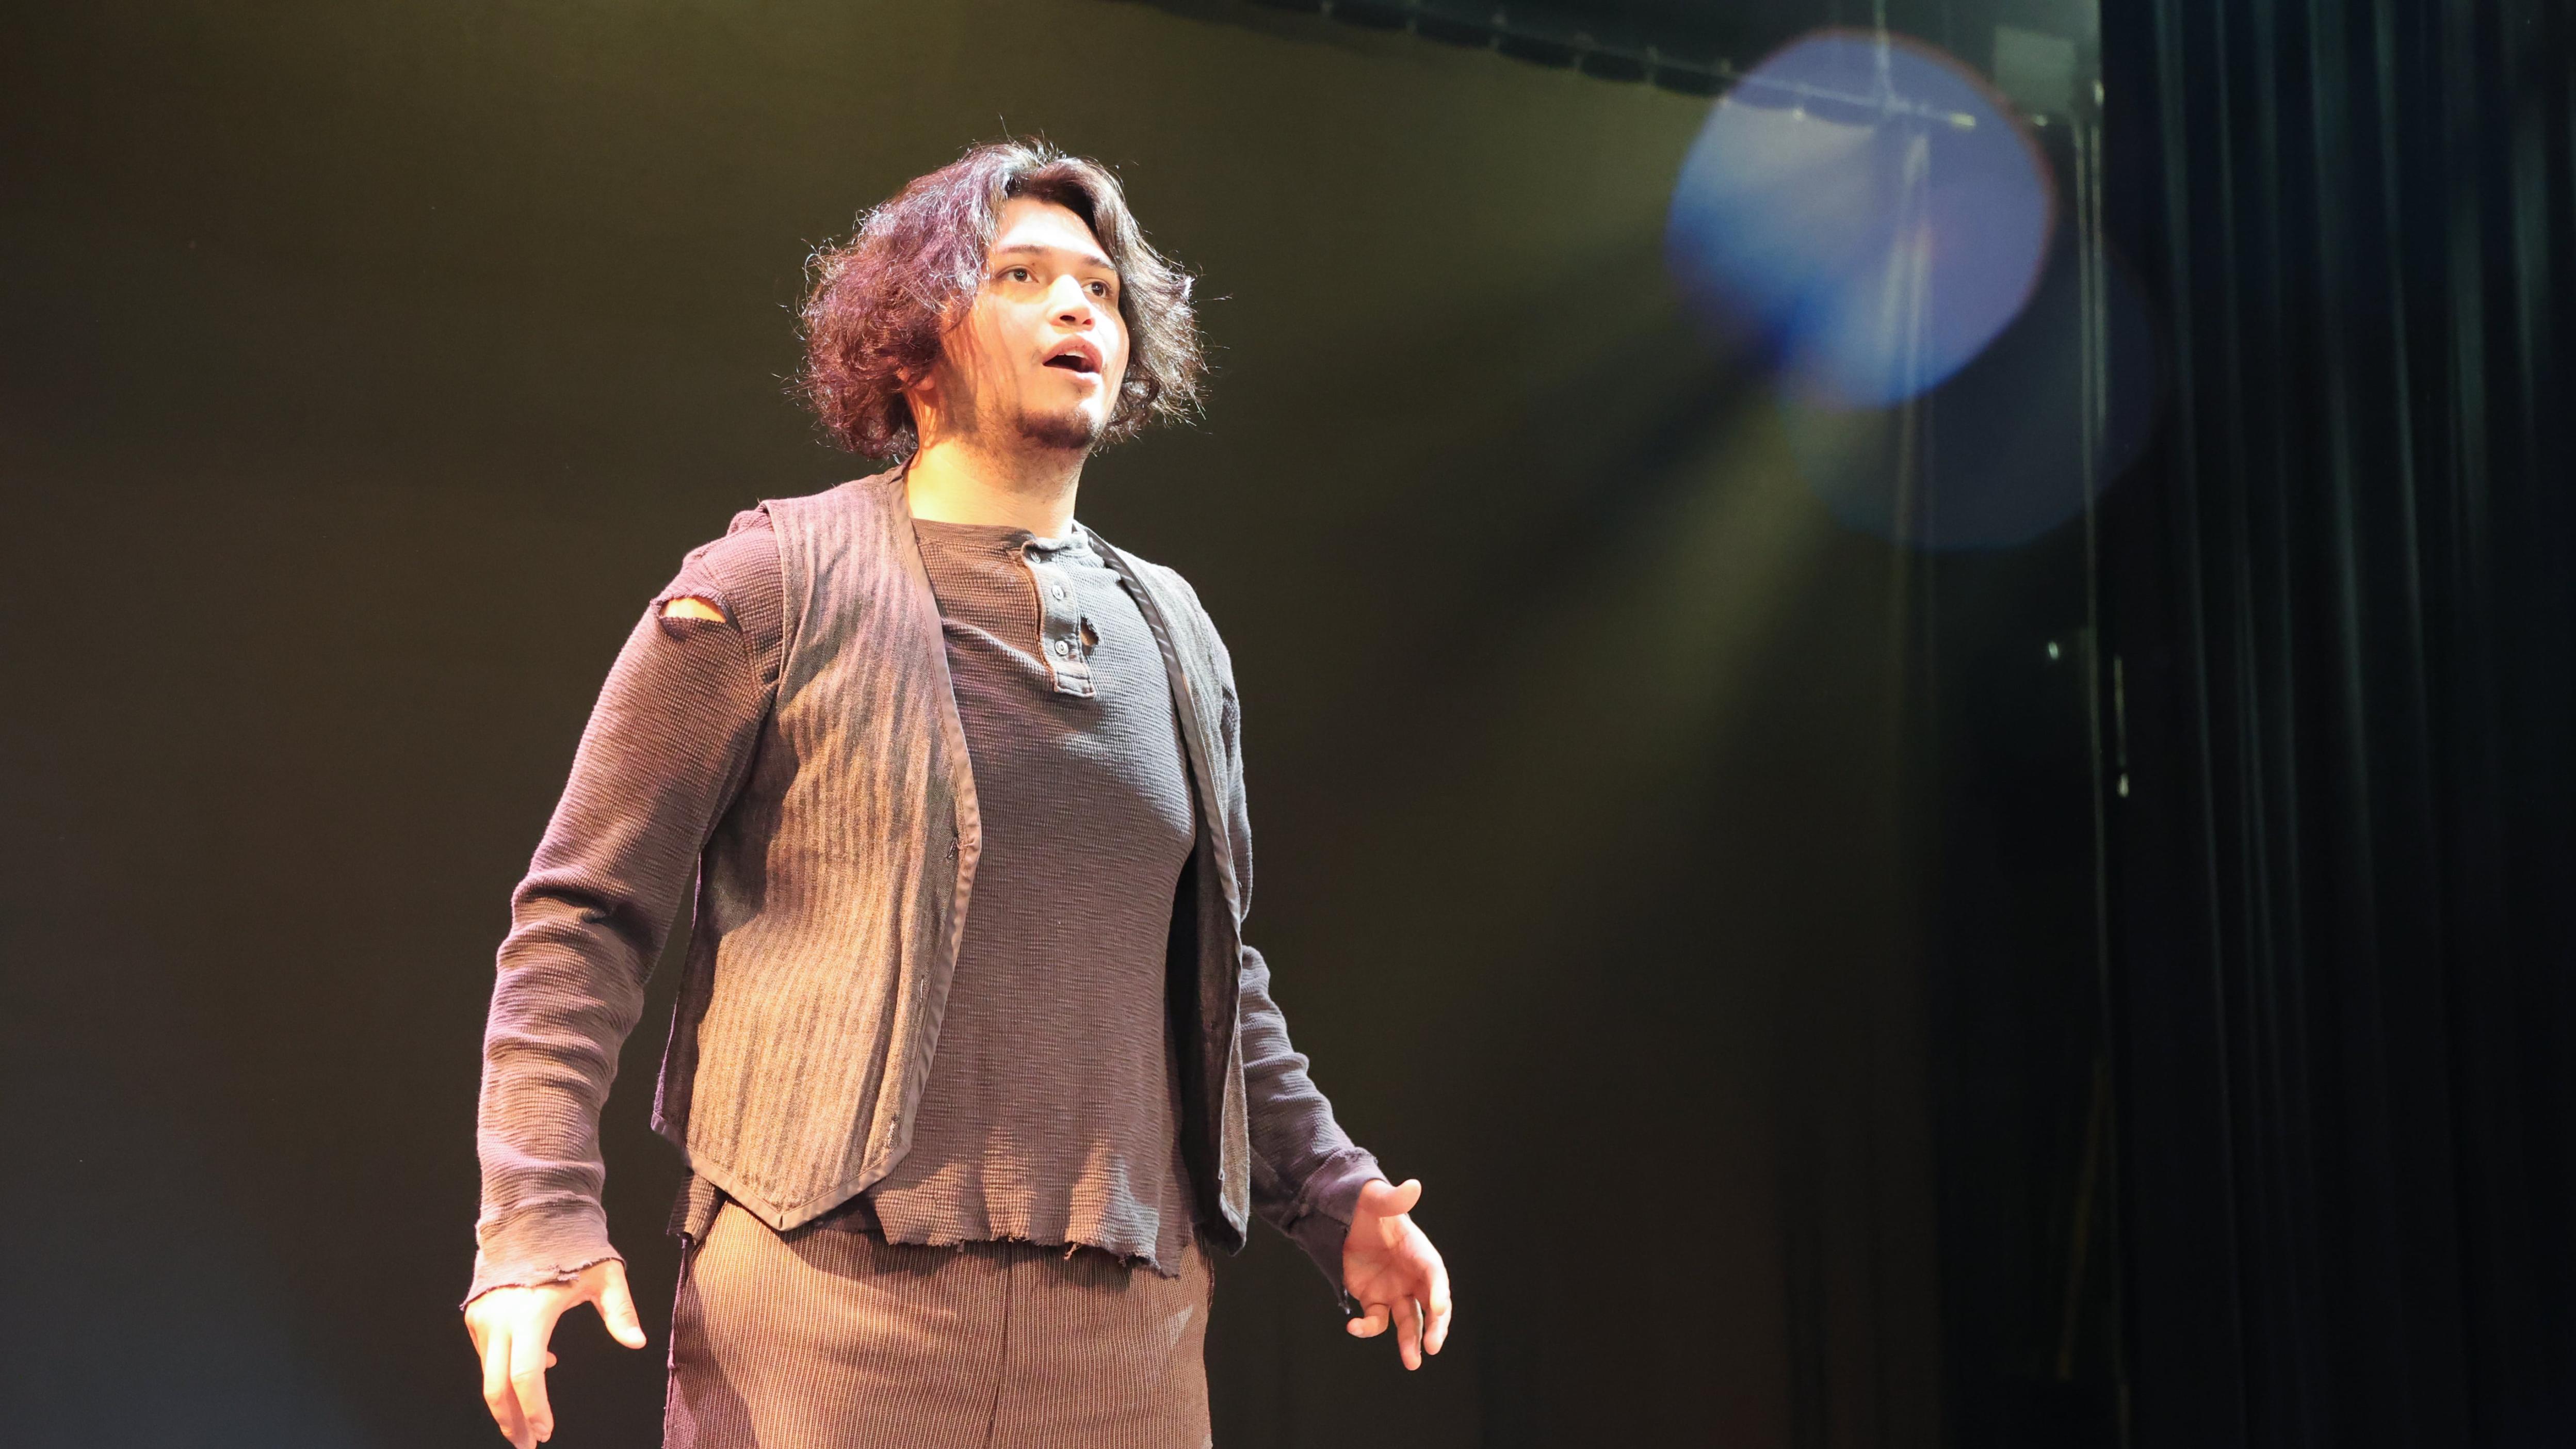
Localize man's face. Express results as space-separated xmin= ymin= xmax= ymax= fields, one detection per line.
xmin=921 ymin=195 xmax=1131 ymax=453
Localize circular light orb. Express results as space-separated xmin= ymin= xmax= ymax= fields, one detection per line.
xmin=1779 ymin=236 xmax=2163 ymax=550
xmin=1665 ymin=30 xmax=2055 ymax=408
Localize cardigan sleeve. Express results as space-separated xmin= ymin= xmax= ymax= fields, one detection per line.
xmin=463 ymin=514 xmax=782 ymax=1307
xmin=1194 ymin=590 xmax=1388 ymax=1310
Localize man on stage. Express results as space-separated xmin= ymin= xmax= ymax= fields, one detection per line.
xmin=460 ymin=138 xmax=1451 ymax=1449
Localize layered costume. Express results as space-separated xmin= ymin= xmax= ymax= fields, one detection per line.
xmin=468 ymin=465 xmax=1381 ymax=1447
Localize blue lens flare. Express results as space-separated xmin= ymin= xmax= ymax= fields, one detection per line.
xmin=1665 ymin=31 xmax=2054 ymax=408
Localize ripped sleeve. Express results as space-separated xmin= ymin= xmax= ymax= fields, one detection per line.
xmin=463 ymin=525 xmax=781 ymax=1307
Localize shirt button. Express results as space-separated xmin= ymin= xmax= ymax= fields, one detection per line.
xmin=1052 ymin=638 xmax=1071 ymax=657
xmin=1051 ymin=584 xmax=1067 ymax=601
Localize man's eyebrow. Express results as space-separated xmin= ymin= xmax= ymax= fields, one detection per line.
xmin=990 ymin=242 xmax=1119 ymax=275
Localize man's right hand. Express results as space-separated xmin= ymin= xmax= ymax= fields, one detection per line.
xmin=464 ymin=1257 xmax=648 ymax=1447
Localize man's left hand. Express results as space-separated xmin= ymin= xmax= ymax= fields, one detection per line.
xmin=1341 ymin=1177 xmax=1453 ymax=1370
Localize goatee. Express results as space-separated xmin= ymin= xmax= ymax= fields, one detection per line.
xmin=1014 ymin=404 xmax=1103 ymax=454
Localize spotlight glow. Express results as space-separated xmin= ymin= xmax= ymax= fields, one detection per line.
xmin=1664 ymin=31 xmax=2055 ymax=408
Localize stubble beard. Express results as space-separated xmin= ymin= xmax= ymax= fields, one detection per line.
xmin=1008 ymin=394 xmax=1105 ymax=455
xmin=946 ymin=382 xmax=1102 ymax=459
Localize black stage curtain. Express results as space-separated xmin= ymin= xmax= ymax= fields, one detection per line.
xmin=2100 ymin=1 xmax=2576 ymax=1445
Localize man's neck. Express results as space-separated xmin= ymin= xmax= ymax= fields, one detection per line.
xmin=903 ymin=432 xmax=1085 ymax=538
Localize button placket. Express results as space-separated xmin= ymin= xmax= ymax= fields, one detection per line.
xmin=1023 ymin=540 xmax=1096 ymax=698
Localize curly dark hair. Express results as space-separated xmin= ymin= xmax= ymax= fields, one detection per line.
xmin=797 ymin=139 xmax=1206 ymax=458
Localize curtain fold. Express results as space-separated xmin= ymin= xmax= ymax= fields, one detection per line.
xmin=2100 ymin=0 xmax=2575 ymax=1444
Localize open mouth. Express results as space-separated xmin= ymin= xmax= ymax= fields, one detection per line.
xmin=1043 ymin=340 xmax=1103 ymax=376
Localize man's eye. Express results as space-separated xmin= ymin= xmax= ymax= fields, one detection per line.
xmin=1005 ymin=266 xmax=1032 ymax=282
xmin=1087 ymin=280 xmax=1113 ymax=298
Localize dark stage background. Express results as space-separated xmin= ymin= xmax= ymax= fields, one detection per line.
xmin=3 ymin=1 xmax=2133 ymax=1446
xmin=2100 ymin=0 xmax=2576 ymax=1445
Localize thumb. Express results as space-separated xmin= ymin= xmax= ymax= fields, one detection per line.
xmin=597 ymin=1261 xmax=648 ymax=1350
xmin=1359 ymin=1177 xmax=1423 ymax=1220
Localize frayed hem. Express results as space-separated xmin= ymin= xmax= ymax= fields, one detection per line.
xmin=459 ymin=1253 xmax=623 ymax=1311
xmin=862 ymin=1227 xmax=1189 ymax=1281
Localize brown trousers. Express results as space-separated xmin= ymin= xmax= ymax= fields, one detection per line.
xmin=664 ymin=1201 xmax=1213 ymax=1449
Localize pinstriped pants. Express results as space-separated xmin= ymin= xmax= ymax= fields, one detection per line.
xmin=663 ymin=1200 xmax=1214 ymax=1449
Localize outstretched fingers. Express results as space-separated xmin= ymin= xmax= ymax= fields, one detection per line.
xmin=509 ymin=1310 xmax=559 ymax=1445
xmin=481 ymin=1326 xmax=528 ymax=1448
xmin=1425 ymin=1256 xmax=1455 ymax=1355
xmin=1394 ymin=1295 xmax=1425 ymax=1370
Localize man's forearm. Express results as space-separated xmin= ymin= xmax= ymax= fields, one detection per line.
xmin=468 ymin=880 xmax=657 ymax=1304
xmin=466 ymin=600 xmax=771 ymax=1307
xmin=1238 ymin=940 xmax=1386 ymax=1298
xmin=1195 ymin=595 xmax=1389 ymax=1302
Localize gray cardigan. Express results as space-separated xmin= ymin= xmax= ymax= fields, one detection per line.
xmin=467 ymin=466 xmax=1383 ymax=1306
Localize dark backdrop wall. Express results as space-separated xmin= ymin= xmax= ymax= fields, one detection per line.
xmin=0 ymin=2 xmax=2100 ymax=1444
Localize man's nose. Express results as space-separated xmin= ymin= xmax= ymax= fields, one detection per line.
xmin=1048 ymin=276 xmax=1105 ymax=324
